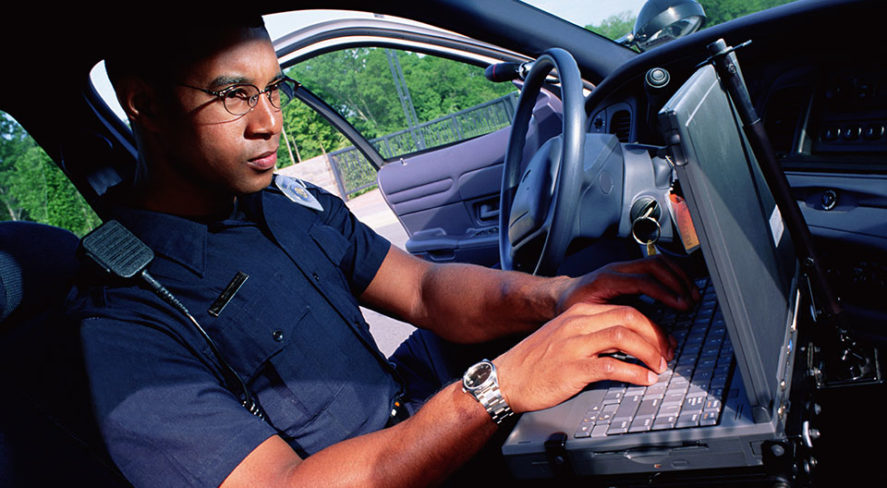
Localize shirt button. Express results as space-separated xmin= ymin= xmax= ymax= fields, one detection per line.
xmin=312 ymin=272 xmax=320 ymax=281
xmin=272 ymin=330 xmax=284 ymax=342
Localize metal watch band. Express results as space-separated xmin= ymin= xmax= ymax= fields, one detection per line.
xmin=463 ymin=360 xmax=514 ymax=425
xmin=474 ymin=381 xmax=514 ymax=424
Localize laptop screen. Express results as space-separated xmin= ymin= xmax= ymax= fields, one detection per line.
xmin=659 ymin=64 xmax=798 ymax=420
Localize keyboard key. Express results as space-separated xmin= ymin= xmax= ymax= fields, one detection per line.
xmin=598 ymin=403 xmax=618 ymax=423
xmin=644 ymin=384 xmax=667 ymax=399
xmin=704 ymin=398 xmax=722 ymax=412
xmin=591 ymin=424 xmax=610 ymax=437
xmin=652 ymin=415 xmax=677 ymax=430
xmin=602 ymin=388 xmax=625 ymax=404
xmin=697 ymin=358 xmax=717 ymax=371
xmin=675 ymin=365 xmax=694 ymax=377
xmin=686 ymin=384 xmax=708 ymax=398
xmin=701 ymin=411 xmax=720 ymax=426
xmin=681 ymin=396 xmax=705 ymax=414
xmin=676 ymin=412 xmax=701 ymax=428
xmin=608 ymin=419 xmax=631 ymax=435
xmin=636 ymin=398 xmax=661 ymax=418
xmin=669 ymin=375 xmax=690 ymax=388
xmin=692 ymin=370 xmax=713 ymax=383
xmin=662 ymin=392 xmax=685 ymax=409
xmin=613 ymin=397 xmax=641 ymax=423
xmin=629 ymin=416 xmax=654 ymax=433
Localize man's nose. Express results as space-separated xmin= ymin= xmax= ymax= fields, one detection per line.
xmin=245 ymin=94 xmax=281 ymax=138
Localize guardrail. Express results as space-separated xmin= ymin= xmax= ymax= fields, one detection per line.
xmin=327 ymin=91 xmax=518 ymax=199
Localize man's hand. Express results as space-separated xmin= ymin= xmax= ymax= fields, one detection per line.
xmin=556 ymin=254 xmax=700 ymax=314
xmin=493 ymin=301 xmax=674 ymax=413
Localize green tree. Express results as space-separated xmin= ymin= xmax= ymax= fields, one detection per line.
xmin=277 ymin=98 xmax=347 ymax=167
xmin=0 ymin=115 xmax=32 ymax=221
xmin=585 ymin=11 xmax=635 ymax=41
xmin=282 ymin=48 xmax=517 ymax=164
xmin=583 ymin=1 xmax=798 ymax=43
xmin=701 ymin=0 xmax=796 ymax=27
xmin=1 ymin=112 xmax=101 ymax=236
xmin=288 ymin=48 xmax=405 ymax=140
xmin=401 ymin=53 xmax=516 ymax=124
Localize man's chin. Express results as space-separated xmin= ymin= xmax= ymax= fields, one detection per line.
xmin=235 ymin=170 xmax=276 ymax=196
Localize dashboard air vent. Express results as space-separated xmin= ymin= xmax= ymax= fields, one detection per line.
xmin=610 ymin=110 xmax=631 ymax=142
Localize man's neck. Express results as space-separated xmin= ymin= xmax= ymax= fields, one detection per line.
xmin=129 ymin=174 xmax=237 ymax=221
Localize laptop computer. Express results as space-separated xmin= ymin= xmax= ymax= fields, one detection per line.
xmin=502 ymin=62 xmax=802 ymax=479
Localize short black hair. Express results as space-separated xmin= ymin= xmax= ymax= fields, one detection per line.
xmin=104 ymin=12 xmax=267 ymax=89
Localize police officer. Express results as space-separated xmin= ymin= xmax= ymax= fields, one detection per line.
xmin=70 ymin=14 xmax=697 ymax=488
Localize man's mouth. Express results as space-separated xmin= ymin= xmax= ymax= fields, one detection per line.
xmin=247 ymin=150 xmax=278 ymax=171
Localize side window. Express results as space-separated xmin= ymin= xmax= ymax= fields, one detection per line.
xmin=0 ymin=112 xmax=100 ymax=236
xmin=278 ymin=48 xmax=518 ymax=198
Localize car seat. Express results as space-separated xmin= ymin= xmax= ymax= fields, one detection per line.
xmin=0 ymin=221 xmax=130 ymax=488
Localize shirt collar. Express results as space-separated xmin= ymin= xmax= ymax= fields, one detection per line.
xmin=110 ymin=205 xmax=209 ymax=277
xmin=107 ymin=190 xmax=269 ymax=277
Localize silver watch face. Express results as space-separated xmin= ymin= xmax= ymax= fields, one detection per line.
xmin=464 ymin=361 xmax=493 ymax=389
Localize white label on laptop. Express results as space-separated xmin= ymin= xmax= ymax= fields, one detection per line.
xmin=769 ymin=205 xmax=784 ymax=246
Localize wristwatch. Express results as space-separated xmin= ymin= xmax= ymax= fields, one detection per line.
xmin=462 ymin=359 xmax=513 ymax=424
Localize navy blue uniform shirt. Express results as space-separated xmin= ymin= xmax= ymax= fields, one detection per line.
xmin=68 ymin=181 xmax=400 ymax=488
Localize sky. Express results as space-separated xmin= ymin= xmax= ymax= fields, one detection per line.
xmin=521 ymin=0 xmax=648 ymax=26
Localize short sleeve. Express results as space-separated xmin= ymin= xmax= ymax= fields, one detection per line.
xmin=80 ymin=315 xmax=277 ymax=488
xmin=312 ymin=188 xmax=391 ymax=295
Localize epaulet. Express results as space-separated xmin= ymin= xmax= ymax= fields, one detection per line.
xmin=272 ymin=174 xmax=324 ymax=212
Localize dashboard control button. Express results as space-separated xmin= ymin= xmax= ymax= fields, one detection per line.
xmin=841 ymin=125 xmax=861 ymax=140
xmin=646 ymin=68 xmax=670 ymax=88
xmin=822 ymin=127 xmax=839 ymax=141
xmin=863 ymin=124 xmax=885 ymax=140
xmin=821 ymin=190 xmax=838 ymax=211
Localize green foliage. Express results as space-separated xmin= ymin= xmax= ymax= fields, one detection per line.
xmin=583 ymin=1 xmax=798 ymax=42
xmin=585 ymin=11 xmax=635 ymax=41
xmin=277 ymin=98 xmax=347 ymax=168
xmin=701 ymin=0 xmax=797 ymax=28
xmin=0 ymin=113 xmax=101 ymax=236
xmin=281 ymin=48 xmax=517 ymax=165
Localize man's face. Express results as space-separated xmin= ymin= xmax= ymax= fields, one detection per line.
xmin=155 ymin=27 xmax=283 ymax=197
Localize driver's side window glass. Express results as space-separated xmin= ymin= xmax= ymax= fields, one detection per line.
xmin=281 ymin=48 xmax=517 ymax=170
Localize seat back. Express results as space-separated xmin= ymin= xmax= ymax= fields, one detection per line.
xmin=0 ymin=221 xmax=130 ymax=487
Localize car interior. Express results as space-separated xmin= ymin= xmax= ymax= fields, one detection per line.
xmin=1 ymin=0 xmax=885 ymax=486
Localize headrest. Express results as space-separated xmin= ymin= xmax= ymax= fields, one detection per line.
xmin=0 ymin=221 xmax=80 ymax=322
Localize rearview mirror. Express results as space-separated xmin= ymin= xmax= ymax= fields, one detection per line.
xmin=617 ymin=0 xmax=706 ymax=51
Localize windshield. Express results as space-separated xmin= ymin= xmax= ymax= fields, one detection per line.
xmin=521 ymin=0 xmax=799 ymax=43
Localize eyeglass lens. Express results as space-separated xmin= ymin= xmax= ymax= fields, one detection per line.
xmin=222 ymin=81 xmax=293 ymax=116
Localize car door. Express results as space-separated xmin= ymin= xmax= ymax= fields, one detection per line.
xmin=271 ymin=12 xmax=565 ymax=267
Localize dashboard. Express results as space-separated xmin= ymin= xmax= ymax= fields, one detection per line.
xmin=582 ymin=1 xmax=887 ymax=326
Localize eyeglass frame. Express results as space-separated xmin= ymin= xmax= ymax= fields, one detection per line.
xmin=178 ymin=76 xmax=300 ymax=116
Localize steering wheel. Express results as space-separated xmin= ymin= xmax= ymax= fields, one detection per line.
xmin=499 ymin=48 xmax=587 ymax=276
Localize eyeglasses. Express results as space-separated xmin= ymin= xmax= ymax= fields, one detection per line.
xmin=179 ymin=76 xmax=300 ymax=116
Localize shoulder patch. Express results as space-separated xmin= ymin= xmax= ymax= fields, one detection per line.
xmin=274 ymin=174 xmax=324 ymax=212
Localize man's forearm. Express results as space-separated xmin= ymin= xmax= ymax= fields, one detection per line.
xmin=286 ymin=382 xmax=497 ymax=487
xmin=362 ymin=247 xmax=572 ymax=343
xmin=414 ymin=262 xmax=571 ymax=342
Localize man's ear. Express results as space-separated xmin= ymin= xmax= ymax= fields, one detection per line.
xmin=116 ymin=76 xmax=164 ymax=132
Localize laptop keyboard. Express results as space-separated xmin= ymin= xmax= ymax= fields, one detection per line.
xmin=574 ymin=279 xmax=734 ymax=438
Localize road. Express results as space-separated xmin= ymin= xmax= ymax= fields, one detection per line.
xmin=345 ymin=189 xmax=417 ymax=357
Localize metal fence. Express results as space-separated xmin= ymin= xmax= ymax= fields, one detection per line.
xmin=328 ymin=91 xmax=518 ymax=199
